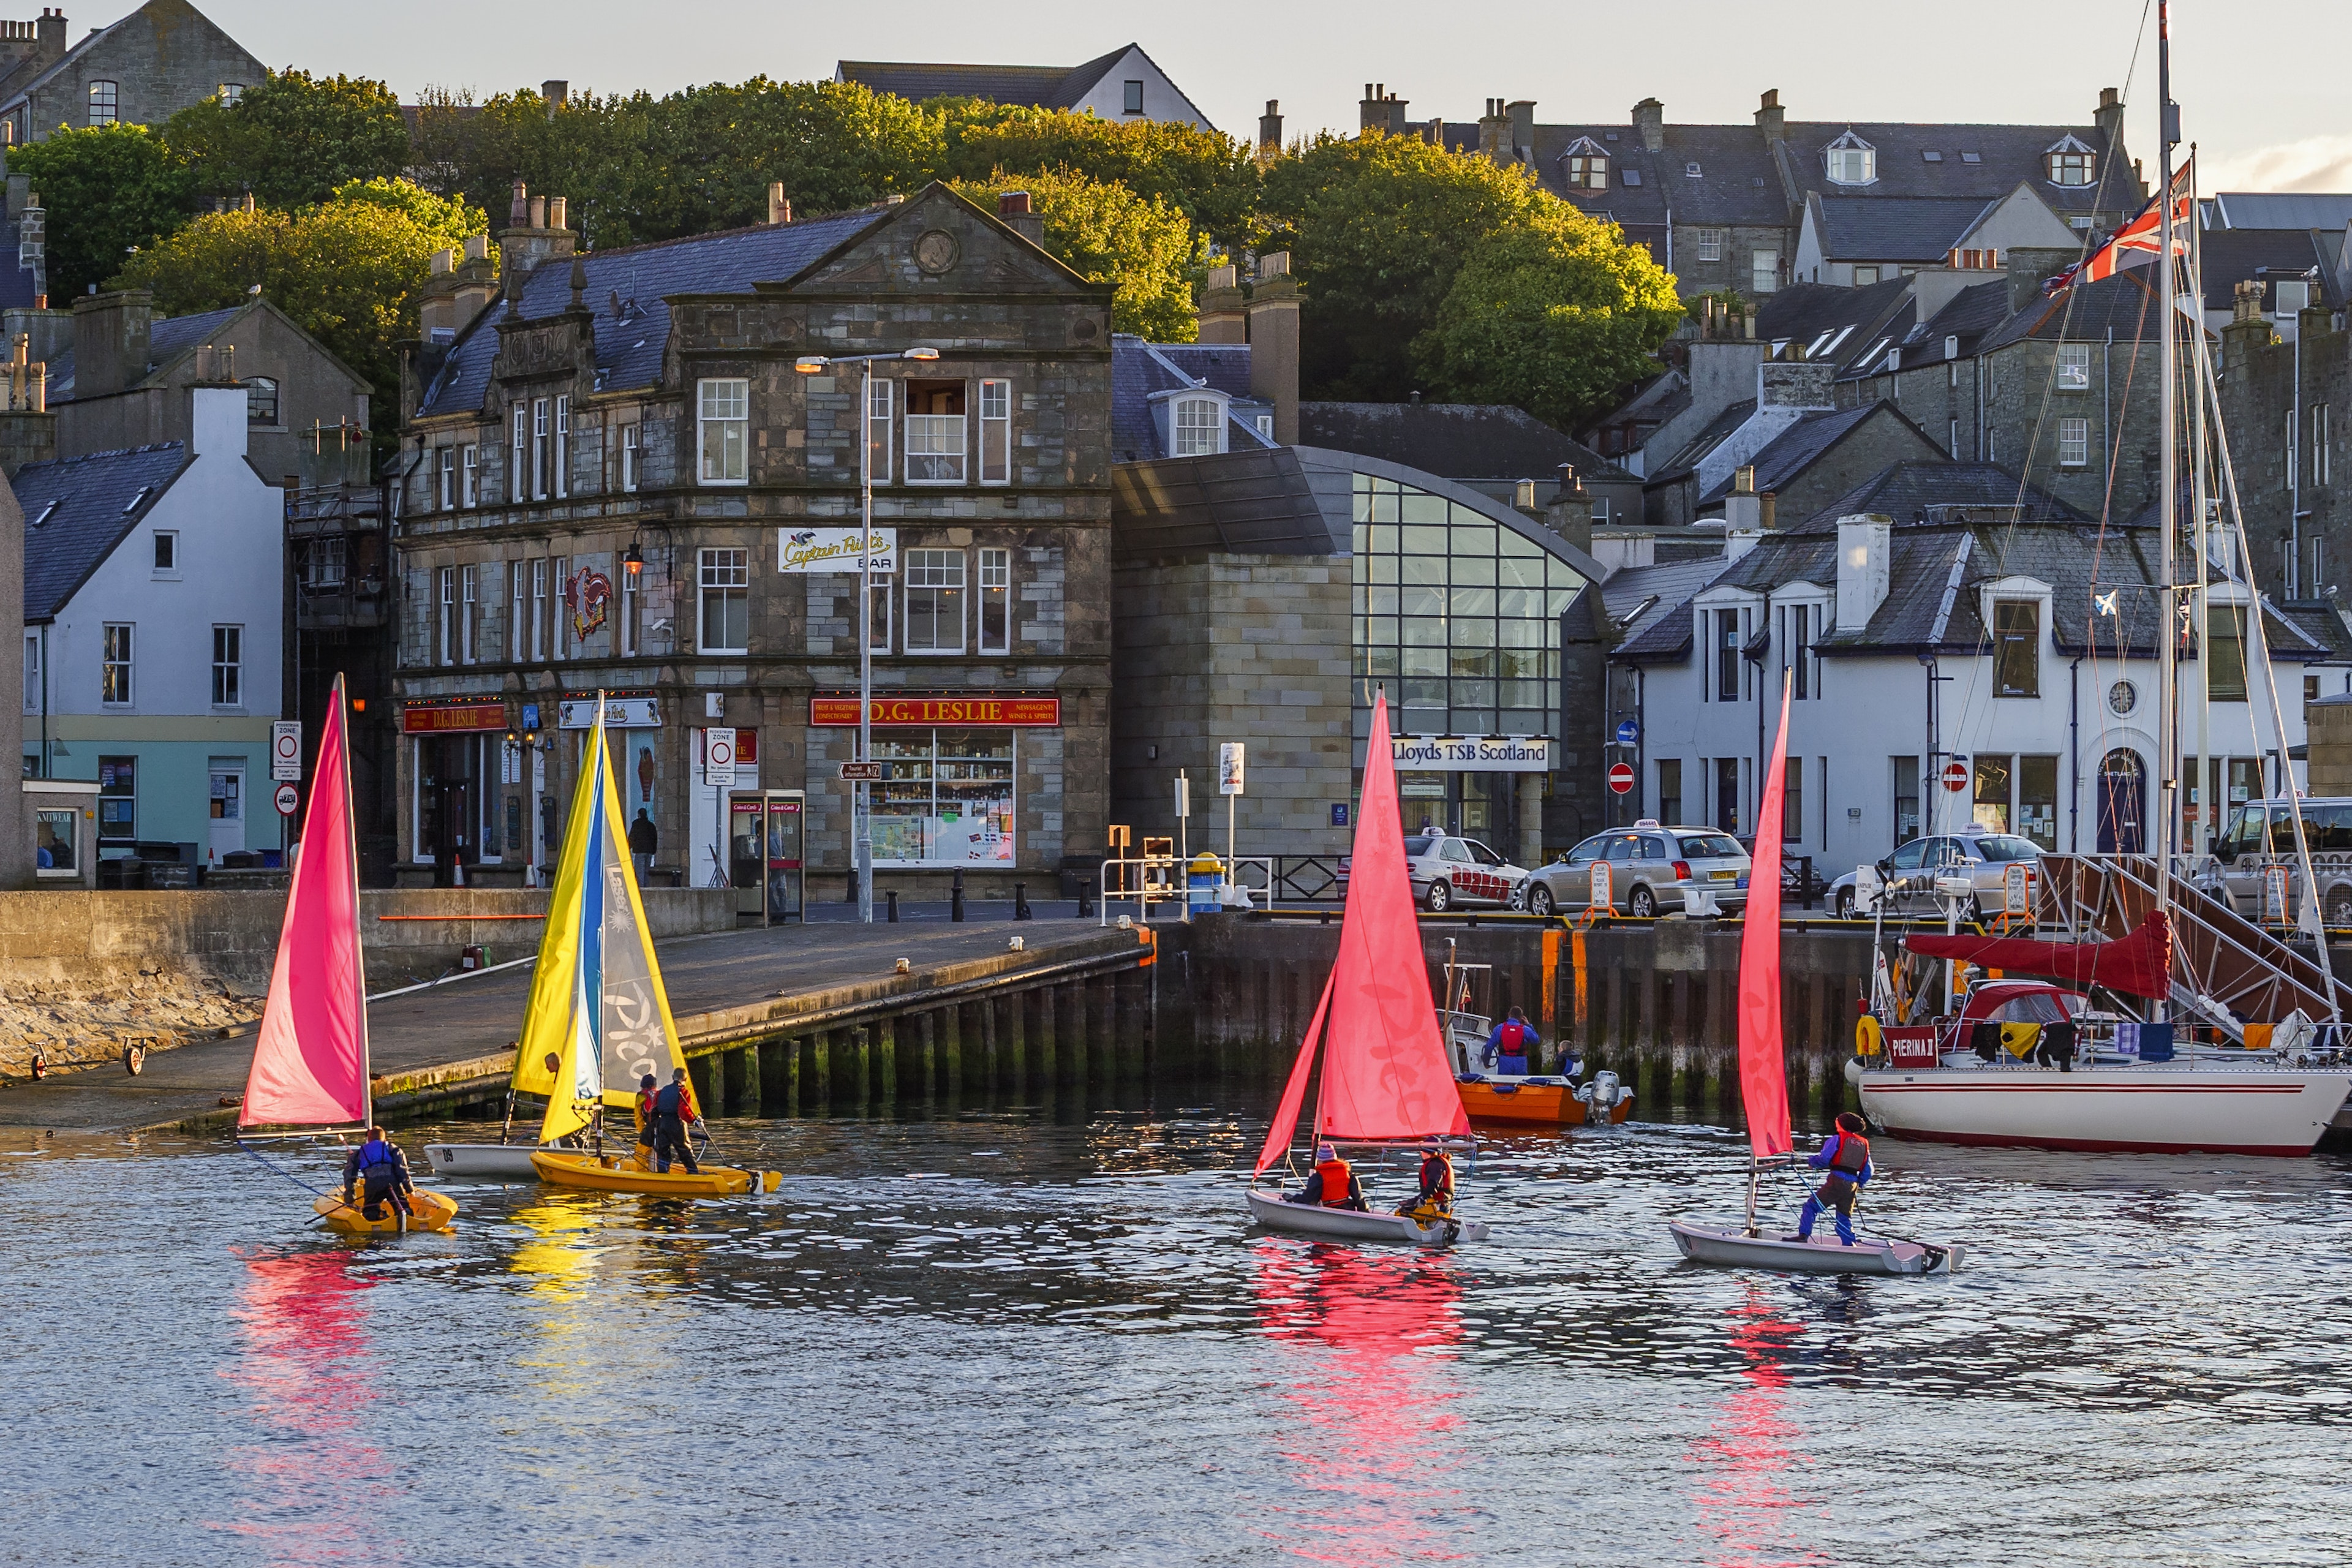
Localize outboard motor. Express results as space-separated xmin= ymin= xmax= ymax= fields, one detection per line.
xmin=1575 ymin=1069 xmax=1633 ymax=1125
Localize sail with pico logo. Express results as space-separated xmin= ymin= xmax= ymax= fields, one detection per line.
xmin=1390 ymin=736 xmax=1551 ymax=772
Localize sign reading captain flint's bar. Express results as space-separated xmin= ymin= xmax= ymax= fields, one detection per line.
xmin=778 ymin=527 xmax=896 ymax=573
xmin=1391 ymin=734 xmax=1551 ymax=772
xmin=810 ymin=695 xmax=1062 ymax=727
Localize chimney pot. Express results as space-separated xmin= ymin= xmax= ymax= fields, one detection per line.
xmin=998 ymin=190 xmax=1032 ymax=216
xmin=1257 ymin=250 xmax=1290 ymax=281
xmin=510 ymin=179 xmax=529 ymax=227
xmin=546 ymin=195 xmax=566 ymax=230
xmin=768 ymin=181 xmax=790 ymax=224
xmin=528 ymin=195 xmax=546 ymax=228
xmin=1734 ymin=465 xmax=1755 ymax=495
xmin=430 ymin=247 xmax=453 ymax=276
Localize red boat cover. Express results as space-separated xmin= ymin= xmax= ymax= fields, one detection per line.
xmin=1902 ymin=911 xmax=2171 ymax=1001
xmin=1738 ymin=680 xmax=1794 ymax=1158
xmin=241 ymin=681 xmax=369 ymax=1128
xmin=1253 ymin=692 xmax=1468 ymax=1175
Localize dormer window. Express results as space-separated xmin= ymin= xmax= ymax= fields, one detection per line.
xmin=1562 ymin=138 xmax=1609 ymax=190
xmin=1825 ymin=130 xmax=1875 ymax=186
xmin=2045 ymin=135 xmax=2097 ymax=186
xmin=1174 ymin=396 xmax=1222 ymax=456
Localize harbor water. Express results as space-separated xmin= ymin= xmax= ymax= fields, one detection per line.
xmin=7 ymin=1089 xmax=2352 ymax=1565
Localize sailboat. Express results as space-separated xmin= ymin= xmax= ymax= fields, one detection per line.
xmin=1247 ymin=691 xmax=1489 ymax=1246
xmin=241 ymin=675 xmax=458 ymax=1234
xmin=1670 ymin=676 xmax=1958 ymax=1275
xmin=500 ymin=693 xmax=778 ymax=1197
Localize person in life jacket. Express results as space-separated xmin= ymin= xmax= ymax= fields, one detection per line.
xmin=1396 ymin=1141 xmax=1456 ymax=1221
xmin=1288 ymin=1143 xmax=1368 ymax=1211
xmin=1792 ymin=1112 xmax=1873 ymax=1245
xmin=632 ymin=1073 xmax=659 ymax=1166
xmin=1483 ymin=1007 xmax=1539 ymax=1076
xmin=341 ymin=1126 xmax=415 ymax=1221
xmin=650 ymin=1067 xmax=702 ymax=1175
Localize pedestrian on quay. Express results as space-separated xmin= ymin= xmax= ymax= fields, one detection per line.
xmin=650 ymin=1066 xmax=701 ymax=1175
xmin=629 ymin=810 xmax=659 ymax=880
xmin=1791 ymin=1112 xmax=1872 ymax=1246
xmin=342 ymin=1125 xmax=417 ymax=1221
xmin=1483 ymin=1006 xmax=1538 ymax=1076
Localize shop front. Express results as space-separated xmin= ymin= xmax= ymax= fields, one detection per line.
xmin=809 ymin=693 xmax=1060 ymax=890
xmin=401 ymin=698 xmax=508 ymax=886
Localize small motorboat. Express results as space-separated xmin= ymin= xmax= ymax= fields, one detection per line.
xmin=1667 ymin=1218 xmax=1957 ymax=1275
xmin=1246 ymin=1187 xmax=1488 ymax=1247
xmin=312 ymin=1188 xmax=461 ymax=1234
xmin=1437 ymin=949 xmax=1633 ymax=1126
xmin=530 ymin=1149 xmax=780 ymax=1197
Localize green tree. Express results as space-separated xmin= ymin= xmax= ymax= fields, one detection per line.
xmin=2 ymin=123 xmax=192 ymax=300
xmin=947 ymin=168 xmax=1197 ymax=339
xmin=1415 ymin=209 xmax=1687 ymax=429
xmin=938 ymin=103 xmax=1260 ymax=249
xmin=164 ymin=69 xmax=410 ymax=210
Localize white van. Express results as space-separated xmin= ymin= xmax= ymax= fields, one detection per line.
xmin=2208 ymin=798 xmax=2352 ymax=925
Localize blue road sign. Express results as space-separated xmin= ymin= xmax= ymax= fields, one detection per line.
xmin=1615 ymin=718 xmax=1640 ymax=746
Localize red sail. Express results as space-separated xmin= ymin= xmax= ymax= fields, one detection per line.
xmin=241 ymin=682 xmax=369 ymax=1129
xmin=1904 ymin=913 xmax=2171 ymax=1001
xmin=1316 ymin=692 xmax=1471 ymax=1145
xmin=1254 ymin=968 xmax=1333 ymax=1177
xmin=1738 ymin=679 xmax=1794 ymax=1158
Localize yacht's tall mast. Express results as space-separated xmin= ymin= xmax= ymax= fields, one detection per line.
xmin=2152 ymin=0 xmax=2178 ymax=1015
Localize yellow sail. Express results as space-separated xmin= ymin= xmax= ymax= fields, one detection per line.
xmin=516 ymin=701 xmax=693 ymax=1143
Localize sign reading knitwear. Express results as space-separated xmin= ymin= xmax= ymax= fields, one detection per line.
xmin=1390 ymin=735 xmax=1551 ymax=773
xmin=778 ymin=527 xmax=897 ymax=574
xmin=402 ymin=701 xmax=506 ymax=735
xmin=809 ymin=695 xmax=1061 ymax=727
xmin=558 ymin=695 xmax=663 ymax=729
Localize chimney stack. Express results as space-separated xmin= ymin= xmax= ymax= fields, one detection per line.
xmin=1196 ymin=263 xmax=1246 ymax=343
xmin=1358 ymin=83 xmax=1407 ymax=137
xmin=499 ymin=186 xmax=577 ymax=279
xmin=510 ymin=178 xmax=529 ymax=228
xmin=997 ymin=189 xmax=1044 ymax=247
xmin=542 ymin=80 xmax=567 ymax=115
xmin=1837 ymin=514 xmax=1893 ymax=631
xmin=1247 ymin=251 xmax=1300 ymax=445
xmin=1478 ymin=99 xmax=1506 ymax=162
xmin=1754 ymin=88 xmax=1785 ymax=143
xmin=1632 ymin=97 xmax=1665 ymax=153
xmin=767 ymin=181 xmax=791 ymax=225
xmin=1545 ymin=464 xmax=1593 ymax=552
xmin=2094 ymin=85 xmax=2124 ymax=146
xmin=1259 ymin=99 xmax=1283 ymax=157
xmin=1507 ymin=100 xmax=1535 ymax=164
xmin=34 ymin=8 xmax=63 ymax=67
xmin=70 ymin=288 xmax=152 ymax=399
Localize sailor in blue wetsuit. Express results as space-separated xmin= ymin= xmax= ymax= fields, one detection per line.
xmin=341 ymin=1126 xmax=415 ymax=1221
xmin=1483 ymin=1007 xmax=1539 ymax=1075
xmin=1792 ymin=1112 xmax=1872 ymax=1245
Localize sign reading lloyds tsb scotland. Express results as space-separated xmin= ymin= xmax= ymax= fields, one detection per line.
xmin=1390 ymin=735 xmax=1551 ymax=772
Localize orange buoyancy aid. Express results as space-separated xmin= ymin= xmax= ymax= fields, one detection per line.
xmin=1420 ymin=1151 xmax=1455 ymax=1200
xmin=1829 ymin=1130 xmax=1871 ymax=1175
xmin=1315 ymin=1156 xmax=1355 ymax=1206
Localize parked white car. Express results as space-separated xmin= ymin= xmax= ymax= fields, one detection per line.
xmin=1828 ymin=830 xmax=2044 ymax=919
xmin=1403 ymin=834 xmax=1529 ymax=912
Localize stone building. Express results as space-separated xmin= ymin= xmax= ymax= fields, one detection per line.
xmin=2217 ymin=271 xmax=2352 ymax=601
xmin=391 ymin=183 xmax=1112 ymax=898
xmin=0 ymin=0 xmax=261 ymax=148
xmin=837 ymin=43 xmax=1213 ymax=130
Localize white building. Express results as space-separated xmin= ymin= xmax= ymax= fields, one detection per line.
xmin=1609 ymin=497 xmax=2352 ymax=881
xmin=20 ymin=385 xmax=286 ymax=870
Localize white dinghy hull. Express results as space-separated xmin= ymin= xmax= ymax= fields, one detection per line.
xmin=1248 ymin=1188 xmax=1488 ymax=1246
xmin=1856 ymin=1063 xmax=2352 ymax=1157
xmin=423 ymin=1144 xmax=560 ymax=1179
xmin=1668 ymin=1217 xmax=1958 ymax=1275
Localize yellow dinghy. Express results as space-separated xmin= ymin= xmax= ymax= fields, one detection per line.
xmin=530 ymin=1150 xmax=781 ymax=1197
xmin=311 ymin=1189 xmax=461 ymax=1234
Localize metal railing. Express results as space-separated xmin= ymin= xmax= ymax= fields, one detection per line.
xmin=1096 ymin=854 xmax=1277 ymax=925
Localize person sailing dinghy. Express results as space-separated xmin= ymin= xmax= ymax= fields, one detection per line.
xmin=518 ymin=693 xmax=780 ymax=1198
xmin=239 ymin=675 xmax=458 ymax=1234
xmin=1247 ymin=690 xmax=1488 ymax=1246
xmin=1668 ymin=675 xmax=1958 ymax=1276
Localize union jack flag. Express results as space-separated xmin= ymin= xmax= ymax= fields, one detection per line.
xmin=2045 ymin=157 xmax=2195 ymax=296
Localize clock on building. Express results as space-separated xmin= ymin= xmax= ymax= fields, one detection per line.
xmin=2107 ymin=679 xmax=2138 ymax=717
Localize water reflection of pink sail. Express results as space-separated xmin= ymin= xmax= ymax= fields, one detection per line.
xmin=211 ymin=1250 xmax=391 ymax=1562
xmin=1687 ymin=1284 xmax=1828 ymax=1568
xmin=1253 ymin=1242 xmax=1470 ymax=1566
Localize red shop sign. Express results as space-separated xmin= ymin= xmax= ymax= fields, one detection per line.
xmin=402 ymin=701 xmax=507 ymax=734
xmin=810 ymin=695 xmax=1061 ymax=727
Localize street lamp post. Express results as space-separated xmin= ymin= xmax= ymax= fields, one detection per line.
xmin=796 ymin=345 xmax=939 ymax=922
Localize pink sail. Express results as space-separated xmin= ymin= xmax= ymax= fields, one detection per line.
xmin=1737 ymin=677 xmax=1795 ymax=1158
xmin=1254 ymin=968 xmax=1334 ymax=1177
xmin=241 ymin=680 xmax=369 ymax=1128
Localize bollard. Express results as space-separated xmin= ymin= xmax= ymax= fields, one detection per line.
xmin=1014 ymin=881 xmax=1032 ymax=921
xmin=1077 ymin=880 xmax=1094 ymax=918
xmin=886 ymin=889 xmax=899 ymax=923
xmin=951 ymin=868 xmax=966 ymax=922
xmin=844 ymin=866 xmax=858 ymax=903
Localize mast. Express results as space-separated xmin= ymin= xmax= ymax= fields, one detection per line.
xmin=341 ymin=673 xmax=371 ymax=1128
xmin=2151 ymin=0 xmax=2177 ymax=1019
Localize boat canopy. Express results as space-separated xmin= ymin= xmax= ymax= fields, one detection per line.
xmin=1904 ymin=912 xmax=2172 ymax=1001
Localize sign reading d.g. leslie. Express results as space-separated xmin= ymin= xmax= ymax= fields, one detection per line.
xmin=402 ymin=701 xmax=507 ymax=734
xmin=810 ymin=695 xmax=1061 ymax=727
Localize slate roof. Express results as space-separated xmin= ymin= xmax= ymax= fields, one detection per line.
xmin=1298 ymin=401 xmax=1631 ymax=482
xmin=147 ymin=306 xmax=246 ymax=369
xmin=2205 ymin=193 xmax=2352 ymax=231
xmin=1600 ymin=556 xmax=1730 ymax=650
xmin=18 ymin=443 xmax=190 ymax=621
xmin=1809 ymin=195 xmax=1998 ymax=261
xmin=1109 ymin=335 xmax=1267 ymax=463
xmin=1532 ymin=123 xmax=1788 ymax=233
xmin=1775 ymin=121 xmax=2129 ymax=217
xmin=1756 ymin=274 xmax=1917 ymax=371
xmin=1692 ymin=401 xmax=1898 ymax=506
xmin=2195 ymin=228 xmax=2348 ymax=312
xmin=1111 ymin=447 xmax=1335 ymax=558
xmin=1791 ymin=461 xmax=2087 ymax=532
xmin=1646 ymin=398 xmax=1757 ymax=485
xmin=837 ymin=45 xmax=1204 ymax=121
xmin=1980 ymin=266 xmax=2176 ymax=353
xmin=417 ymin=208 xmax=884 ymax=418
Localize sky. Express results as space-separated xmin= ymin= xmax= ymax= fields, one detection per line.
xmin=140 ymin=0 xmax=2352 ymax=192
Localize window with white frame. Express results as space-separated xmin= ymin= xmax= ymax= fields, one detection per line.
xmin=510 ymin=559 xmax=526 ymax=660
xmin=620 ymin=567 xmax=638 ymax=656
xmin=1173 ymin=397 xmax=1221 ymax=457
xmin=439 ymin=567 xmax=455 ymax=664
xmin=1825 ymin=132 xmax=1875 ymax=185
xmin=1566 ymin=152 xmax=1607 ymax=190
xmin=1695 ymin=228 xmax=1723 ymax=262
xmin=101 ymin=623 xmax=132 ymax=705
xmin=86 ymin=81 xmax=116 ymax=126
xmin=437 ymin=447 xmax=455 ymax=509
xmin=531 ymin=398 xmax=549 ymax=499
xmin=2315 ymin=404 xmax=2331 ymax=486
xmin=979 ymin=379 xmax=1011 ymax=484
xmin=2058 ymin=417 xmax=2089 ymax=467
xmin=304 ymin=536 xmax=345 ymax=589
xmin=699 ymin=378 xmax=748 ymax=483
xmin=246 ymin=377 xmax=278 ymax=425
xmin=34 ymin=808 xmax=73 ymax=874
xmin=2046 ymin=143 xmax=2096 ymax=186
xmin=554 ymin=395 xmax=570 ymax=497
xmin=620 ymin=423 xmax=639 ymax=492
xmin=1123 ymin=79 xmax=1144 ymax=115
xmin=698 ymin=548 xmax=749 ymax=654
xmin=866 ymin=379 xmax=893 ymax=482
xmin=211 ymin=625 xmax=242 ymax=706
xmin=22 ymin=631 xmax=36 ymax=711
xmin=904 ymin=549 xmax=966 ymax=654
xmin=152 ymin=530 xmax=178 ymax=576
xmin=511 ymin=407 xmax=527 ymax=502
xmin=2056 ymin=343 xmax=2091 ymax=391
xmin=532 ymin=558 xmax=549 ymax=659
xmin=978 ymin=547 xmax=1011 ymax=655
xmin=1751 ymin=249 xmax=1779 ymax=294
xmin=2286 ymin=410 xmax=2298 ymax=491
xmin=460 ymin=565 xmax=478 ymax=663
xmin=905 ymin=381 xmax=967 ymax=483
xmin=552 ymin=555 xmax=569 ymax=660
xmin=461 ymin=443 xmax=478 ymax=506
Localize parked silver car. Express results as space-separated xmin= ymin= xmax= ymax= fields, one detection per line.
xmin=1520 ymin=822 xmax=1752 ymax=918
xmin=1402 ymin=834 xmax=1529 ymax=912
xmin=1828 ymin=830 xmax=2043 ymax=919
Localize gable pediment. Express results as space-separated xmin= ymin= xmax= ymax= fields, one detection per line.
xmin=780 ymin=184 xmax=1093 ymax=296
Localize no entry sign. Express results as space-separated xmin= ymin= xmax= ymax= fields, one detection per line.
xmin=1942 ymin=760 xmax=1970 ymax=793
xmin=1608 ymin=762 xmax=1635 ymax=794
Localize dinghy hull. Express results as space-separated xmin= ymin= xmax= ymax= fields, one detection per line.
xmin=1668 ymin=1218 xmax=1956 ymax=1275
xmin=423 ymin=1144 xmax=559 ymax=1178
xmin=1456 ymin=1077 xmax=1574 ymax=1125
xmin=313 ymin=1189 xmax=459 ymax=1234
xmin=1246 ymin=1187 xmax=1488 ymax=1246
xmin=531 ymin=1150 xmax=780 ymax=1197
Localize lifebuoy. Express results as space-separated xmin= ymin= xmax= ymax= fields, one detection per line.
xmin=1856 ymin=1014 xmax=1885 ymax=1058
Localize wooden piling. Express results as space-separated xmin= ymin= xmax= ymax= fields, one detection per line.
xmin=941 ymin=1002 xmax=963 ymax=1102
xmin=913 ymin=1011 xmax=937 ymax=1101
xmin=1063 ymin=979 xmax=1088 ymax=1086
xmin=735 ymin=1042 xmax=760 ymax=1116
xmin=873 ymin=1018 xmax=897 ymax=1106
xmin=757 ymin=1038 xmax=786 ymax=1116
